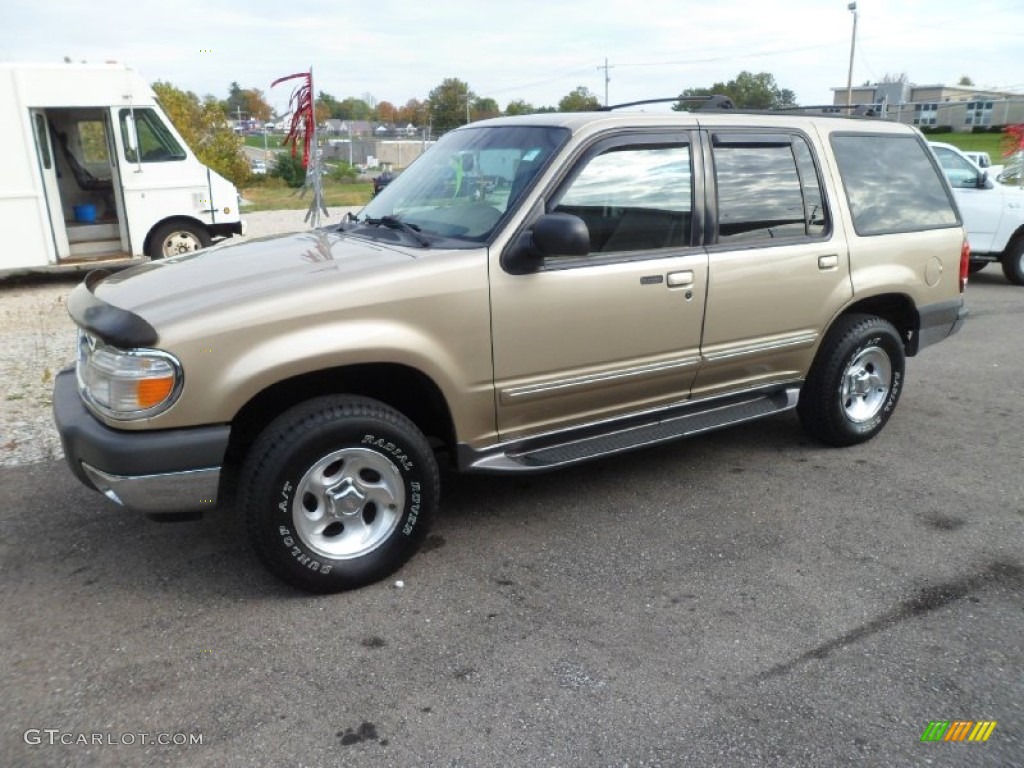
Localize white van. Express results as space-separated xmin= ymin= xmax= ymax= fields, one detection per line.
xmin=1 ymin=62 xmax=244 ymax=276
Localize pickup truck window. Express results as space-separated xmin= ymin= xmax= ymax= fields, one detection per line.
xmin=831 ymin=134 xmax=958 ymax=236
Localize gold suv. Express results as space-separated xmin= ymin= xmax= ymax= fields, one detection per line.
xmin=55 ymin=109 xmax=969 ymax=592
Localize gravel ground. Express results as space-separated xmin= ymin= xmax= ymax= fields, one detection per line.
xmin=0 ymin=207 xmax=360 ymax=468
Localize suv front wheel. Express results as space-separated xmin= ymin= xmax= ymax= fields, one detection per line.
xmin=798 ymin=314 xmax=905 ymax=447
xmin=239 ymin=395 xmax=439 ymax=593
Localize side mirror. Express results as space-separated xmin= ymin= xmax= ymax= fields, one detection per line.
xmin=125 ymin=112 xmax=139 ymax=153
xmin=978 ymin=170 xmax=993 ymax=190
xmin=500 ymin=213 xmax=590 ymax=275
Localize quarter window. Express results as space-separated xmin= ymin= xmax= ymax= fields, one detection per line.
xmin=831 ymin=134 xmax=958 ymax=236
xmin=551 ymin=144 xmax=693 ymax=254
xmin=712 ymin=134 xmax=828 ymax=244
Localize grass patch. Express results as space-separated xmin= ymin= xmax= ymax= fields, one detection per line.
xmin=241 ymin=182 xmax=373 ymax=211
xmin=243 ymin=134 xmax=288 ymax=150
xmin=925 ymin=132 xmax=1008 ymax=158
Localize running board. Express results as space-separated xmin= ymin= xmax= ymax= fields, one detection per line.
xmin=460 ymin=387 xmax=800 ymax=473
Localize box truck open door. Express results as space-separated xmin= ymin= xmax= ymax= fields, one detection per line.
xmin=29 ymin=108 xmax=70 ymax=260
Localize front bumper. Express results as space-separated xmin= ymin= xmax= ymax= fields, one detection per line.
xmin=53 ymin=369 xmax=230 ymax=514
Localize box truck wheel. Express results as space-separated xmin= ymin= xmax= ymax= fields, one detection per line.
xmin=148 ymin=221 xmax=212 ymax=259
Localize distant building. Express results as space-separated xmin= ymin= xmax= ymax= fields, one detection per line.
xmin=828 ymin=81 xmax=1024 ymax=132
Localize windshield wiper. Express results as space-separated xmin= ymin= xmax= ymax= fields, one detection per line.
xmin=363 ymin=215 xmax=431 ymax=247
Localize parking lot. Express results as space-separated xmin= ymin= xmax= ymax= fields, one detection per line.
xmin=1 ymin=272 xmax=1021 ymax=767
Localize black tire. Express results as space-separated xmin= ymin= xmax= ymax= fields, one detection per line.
xmin=1001 ymin=239 xmax=1024 ymax=285
xmin=147 ymin=221 xmax=212 ymax=259
xmin=238 ymin=396 xmax=439 ymax=593
xmin=967 ymin=260 xmax=987 ymax=275
xmin=797 ymin=314 xmax=905 ymax=447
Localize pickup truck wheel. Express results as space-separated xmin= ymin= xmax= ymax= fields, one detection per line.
xmin=239 ymin=396 xmax=438 ymax=593
xmin=148 ymin=221 xmax=212 ymax=259
xmin=1001 ymin=240 xmax=1024 ymax=285
xmin=797 ymin=314 xmax=905 ymax=447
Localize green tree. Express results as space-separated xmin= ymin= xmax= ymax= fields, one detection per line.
xmin=473 ymin=96 xmax=501 ymax=121
xmin=428 ymin=78 xmax=475 ymax=134
xmin=505 ymin=99 xmax=536 ymax=116
xmin=672 ymin=71 xmax=796 ymax=111
xmin=958 ymin=75 xmax=975 ymax=87
xmin=558 ymin=86 xmax=600 ymax=112
xmin=337 ymin=97 xmax=373 ymax=121
xmin=272 ymin=152 xmax=306 ymax=187
xmin=153 ymin=81 xmax=249 ymax=185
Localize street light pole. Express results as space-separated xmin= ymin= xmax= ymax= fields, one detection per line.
xmin=846 ymin=2 xmax=858 ymax=109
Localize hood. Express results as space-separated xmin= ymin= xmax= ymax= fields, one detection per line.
xmin=90 ymin=229 xmax=420 ymax=329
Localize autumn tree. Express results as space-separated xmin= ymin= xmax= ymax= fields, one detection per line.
xmin=376 ymin=100 xmax=398 ymax=123
xmin=672 ymin=71 xmax=795 ymax=111
xmin=153 ymin=81 xmax=249 ymax=185
xmin=558 ymin=86 xmax=600 ymax=112
xmin=428 ymin=78 xmax=474 ymax=134
xmin=222 ymin=81 xmax=271 ymax=121
xmin=397 ymin=98 xmax=426 ymax=125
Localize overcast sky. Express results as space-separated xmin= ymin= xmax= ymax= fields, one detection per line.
xmin=3 ymin=0 xmax=1022 ymax=115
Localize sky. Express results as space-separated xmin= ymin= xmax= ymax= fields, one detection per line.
xmin=2 ymin=0 xmax=1023 ymax=116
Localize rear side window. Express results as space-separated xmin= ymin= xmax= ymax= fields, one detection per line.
xmin=712 ymin=133 xmax=829 ymax=244
xmin=831 ymin=134 xmax=958 ymax=236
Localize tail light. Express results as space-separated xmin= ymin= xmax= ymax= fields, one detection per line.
xmin=959 ymin=238 xmax=970 ymax=293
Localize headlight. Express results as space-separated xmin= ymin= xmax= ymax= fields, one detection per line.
xmin=76 ymin=331 xmax=183 ymax=419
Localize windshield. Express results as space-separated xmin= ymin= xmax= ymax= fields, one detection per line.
xmin=358 ymin=125 xmax=570 ymax=244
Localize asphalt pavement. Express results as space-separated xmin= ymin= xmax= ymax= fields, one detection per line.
xmin=1 ymin=272 xmax=1021 ymax=768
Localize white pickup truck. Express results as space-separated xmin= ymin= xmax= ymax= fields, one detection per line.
xmin=931 ymin=142 xmax=1024 ymax=285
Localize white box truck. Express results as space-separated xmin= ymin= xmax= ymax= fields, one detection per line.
xmin=1 ymin=62 xmax=244 ymax=277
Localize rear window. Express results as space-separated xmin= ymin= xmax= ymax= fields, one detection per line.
xmin=830 ymin=134 xmax=958 ymax=236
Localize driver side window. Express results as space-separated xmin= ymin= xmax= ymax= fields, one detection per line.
xmin=551 ymin=144 xmax=693 ymax=254
xmin=119 ymin=108 xmax=186 ymax=163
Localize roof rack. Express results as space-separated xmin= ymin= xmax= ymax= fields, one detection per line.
xmin=599 ymin=96 xmax=883 ymax=118
xmin=598 ymin=95 xmax=735 ymax=112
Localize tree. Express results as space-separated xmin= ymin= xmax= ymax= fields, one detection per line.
xmin=672 ymin=71 xmax=795 ymax=111
xmin=153 ymin=81 xmax=249 ymax=186
xmin=222 ymin=81 xmax=271 ymax=122
xmin=505 ymin=99 xmax=536 ymax=116
xmin=336 ymin=97 xmax=372 ymax=121
xmin=242 ymin=88 xmax=272 ymax=122
xmin=397 ymin=98 xmax=426 ymax=125
xmin=376 ymin=100 xmax=398 ymax=123
xmin=558 ymin=86 xmax=600 ymax=112
xmin=428 ymin=78 xmax=475 ymax=134
xmin=958 ymin=75 xmax=975 ymax=87
xmin=473 ymin=97 xmax=501 ymax=121
xmin=272 ymin=151 xmax=306 ymax=187
xmin=318 ymin=91 xmax=341 ymax=118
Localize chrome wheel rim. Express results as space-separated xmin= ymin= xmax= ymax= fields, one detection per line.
xmin=841 ymin=345 xmax=892 ymax=423
xmin=161 ymin=230 xmax=203 ymax=257
xmin=292 ymin=447 xmax=404 ymax=560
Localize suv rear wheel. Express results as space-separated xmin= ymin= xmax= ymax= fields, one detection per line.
xmin=798 ymin=314 xmax=905 ymax=446
xmin=239 ymin=395 xmax=438 ymax=593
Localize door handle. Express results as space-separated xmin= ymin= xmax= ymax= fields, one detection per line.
xmin=667 ymin=270 xmax=694 ymax=287
xmin=818 ymin=254 xmax=839 ymax=271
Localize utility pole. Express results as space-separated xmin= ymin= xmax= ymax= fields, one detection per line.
xmin=598 ymin=58 xmax=614 ymax=106
xmin=846 ymin=2 xmax=858 ymax=109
